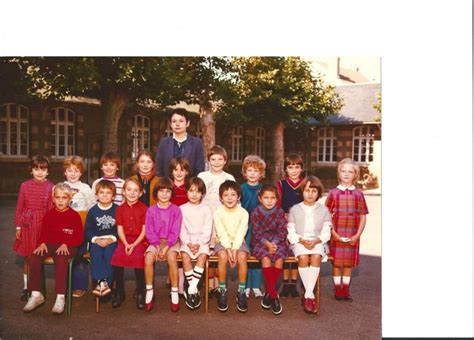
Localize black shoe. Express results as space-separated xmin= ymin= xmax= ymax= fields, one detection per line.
xmin=185 ymin=291 xmax=195 ymax=310
xmin=289 ymin=283 xmax=300 ymax=298
xmin=20 ymin=289 xmax=29 ymax=301
xmin=271 ymin=297 xmax=283 ymax=315
xmin=112 ymin=293 xmax=125 ymax=309
xmin=280 ymin=284 xmax=290 ymax=298
xmin=136 ymin=293 xmax=145 ymax=310
xmin=209 ymin=287 xmax=219 ymax=299
xmin=217 ymin=289 xmax=228 ymax=312
xmin=193 ymin=292 xmax=202 ymax=310
xmin=236 ymin=291 xmax=248 ymax=313
xmin=261 ymin=293 xmax=272 ymax=309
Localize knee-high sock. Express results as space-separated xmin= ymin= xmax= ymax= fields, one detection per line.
xmin=298 ymin=266 xmax=310 ymax=294
xmin=190 ymin=266 xmax=204 ymax=294
xmin=304 ymin=266 xmax=320 ymax=299
xmin=271 ymin=267 xmax=282 ymax=298
xmin=262 ymin=267 xmax=275 ymax=298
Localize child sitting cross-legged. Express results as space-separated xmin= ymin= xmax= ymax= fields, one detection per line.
xmin=213 ymin=180 xmax=249 ymax=313
xmin=85 ymin=180 xmax=118 ymax=298
xmin=23 ymin=183 xmax=83 ymax=314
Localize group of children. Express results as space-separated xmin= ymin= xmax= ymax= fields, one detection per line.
xmin=15 ymin=144 xmax=368 ymax=316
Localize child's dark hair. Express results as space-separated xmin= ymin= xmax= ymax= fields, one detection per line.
xmin=170 ymin=108 xmax=190 ymax=122
xmin=187 ymin=177 xmax=206 ymax=196
xmin=95 ymin=179 xmax=116 ymax=196
xmin=299 ymin=176 xmax=324 ymax=201
xmin=152 ymin=177 xmax=174 ymax=200
xmin=219 ymin=180 xmax=241 ymax=199
xmin=100 ymin=152 xmax=120 ymax=168
xmin=207 ymin=145 xmax=228 ymax=162
xmin=133 ymin=150 xmax=155 ymax=173
xmin=258 ymin=183 xmax=279 ymax=200
xmin=284 ymin=153 xmax=304 ymax=169
xmin=169 ymin=156 xmax=191 ymax=181
xmin=30 ymin=155 xmax=50 ymax=172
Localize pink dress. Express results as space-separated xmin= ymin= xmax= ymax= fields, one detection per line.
xmin=13 ymin=179 xmax=54 ymax=256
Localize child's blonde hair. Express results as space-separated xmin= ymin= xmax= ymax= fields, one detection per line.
xmin=53 ymin=182 xmax=73 ymax=198
xmin=123 ymin=177 xmax=143 ymax=192
xmin=241 ymin=155 xmax=266 ymax=179
xmin=133 ymin=150 xmax=155 ymax=173
xmin=63 ymin=155 xmax=85 ymax=174
xmin=337 ymin=158 xmax=360 ymax=184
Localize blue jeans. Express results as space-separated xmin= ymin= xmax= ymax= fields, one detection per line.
xmin=90 ymin=242 xmax=117 ymax=283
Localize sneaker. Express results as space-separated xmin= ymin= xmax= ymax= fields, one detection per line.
xmin=210 ymin=287 xmax=220 ymax=299
xmin=217 ymin=289 xmax=228 ymax=312
xmin=245 ymin=288 xmax=250 ymax=298
xmin=252 ymin=288 xmax=264 ymax=298
xmin=100 ymin=281 xmax=111 ymax=296
xmin=261 ymin=293 xmax=272 ymax=309
xmin=192 ymin=292 xmax=202 ymax=309
xmin=280 ymin=284 xmax=290 ymax=298
xmin=52 ymin=296 xmax=65 ymax=314
xmin=289 ymin=284 xmax=300 ymax=298
xmin=20 ymin=289 xmax=29 ymax=301
xmin=236 ymin=291 xmax=248 ymax=313
xmin=185 ymin=291 xmax=195 ymax=310
xmin=73 ymin=289 xmax=86 ymax=298
xmin=23 ymin=293 xmax=45 ymax=313
xmin=271 ymin=296 xmax=283 ymax=315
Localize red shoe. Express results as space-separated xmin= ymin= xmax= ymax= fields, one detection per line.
xmin=170 ymin=301 xmax=180 ymax=312
xmin=335 ymin=285 xmax=344 ymax=301
xmin=312 ymin=298 xmax=319 ymax=314
xmin=342 ymin=285 xmax=353 ymax=302
xmin=303 ymin=298 xmax=313 ymax=314
xmin=145 ymin=296 xmax=155 ymax=312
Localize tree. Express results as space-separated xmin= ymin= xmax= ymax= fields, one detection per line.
xmin=178 ymin=57 xmax=238 ymax=156
xmin=5 ymin=57 xmax=190 ymax=153
xmin=231 ymin=57 xmax=343 ymax=181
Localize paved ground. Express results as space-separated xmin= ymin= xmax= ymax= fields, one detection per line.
xmin=0 ymin=195 xmax=381 ymax=339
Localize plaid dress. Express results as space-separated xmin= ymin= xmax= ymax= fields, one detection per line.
xmin=250 ymin=206 xmax=289 ymax=262
xmin=325 ymin=187 xmax=369 ymax=267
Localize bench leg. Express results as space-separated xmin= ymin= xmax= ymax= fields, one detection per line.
xmin=205 ymin=259 xmax=209 ymax=314
xmin=316 ymin=274 xmax=321 ymax=316
xmin=96 ymin=296 xmax=100 ymax=313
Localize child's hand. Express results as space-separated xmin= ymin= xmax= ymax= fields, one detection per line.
xmin=15 ymin=228 xmax=21 ymax=240
xmin=270 ymin=243 xmax=278 ymax=254
xmin=96 ymin=238 xmax=108 ymax=248
xmin=159 ymin=245 xmax=169 ymax=260
xmin=304 ymin=239 xmax=318 ymax=250
xmin=125 ymin=244 xmax=135 ymax=256
xmin=331 ymin=233 xmax=341 ymax=242
xmin=56 ymin=243 xmax=70 ymax=255
xmin=349 ymin=235 xmax=360 ymax=246
xmin=226 ymin=248 xmax=236 ymax=268
xmin=191 ymin=244 xmax=199 ymax=255
xmin=33 ymin=243 xmax=48 ymax=256
xmin=265 ymin=241 xmax=274 ymax=252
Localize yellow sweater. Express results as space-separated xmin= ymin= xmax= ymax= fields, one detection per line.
xmin=213 ymin=205 xmax=249 ymax=250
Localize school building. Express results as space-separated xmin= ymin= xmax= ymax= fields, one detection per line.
xmin=0 ymin=79 xmax=381 ymax=194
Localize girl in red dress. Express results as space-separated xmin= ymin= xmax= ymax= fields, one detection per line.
xmin=325 ymin=158 xmax=369 ymax=302
xmin=110 ymin=177 xmax=148 ymax=309
xmin=13 ymin=156 xmax=54 ymax=301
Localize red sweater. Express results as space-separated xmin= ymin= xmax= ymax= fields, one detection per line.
xmin=39 ymin=208 xmax=84 ymax=247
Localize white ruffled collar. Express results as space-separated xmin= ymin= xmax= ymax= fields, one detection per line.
xmin=337 ymin=184 xmax=355 ymax=191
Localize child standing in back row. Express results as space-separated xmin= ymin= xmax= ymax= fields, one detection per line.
xmin=240 ymin=155 xmax=265 ymax=299
xmin=276 ymin=153 xmax=305 ymax=298
xmin=132 ymin=150 xmax=159 ymax=207
xmin=326 ymin=158 xmax=368 ymax=302
xmin=91 ymin=152 xmax=125 ymax=206
xmin=13 ymin=156 xmax=54 ymax=301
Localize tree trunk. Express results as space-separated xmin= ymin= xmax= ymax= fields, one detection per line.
xmin=199 ymin=100 xmax=215 ymax=158
xmin=101 ymin=90 xmax=129 ymax=154
xmin=272 ymin=121 xmax=286 ymax=182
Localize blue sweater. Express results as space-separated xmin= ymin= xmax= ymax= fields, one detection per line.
xmin=85 ymin=203 xmax=118 ymax=242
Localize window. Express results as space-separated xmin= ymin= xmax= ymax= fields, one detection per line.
xmin=160 ymin=119 xmax=173 ymax=138
xmin=230 ymin=126 xmax=244 ymax=162
xmin=353 ymin=126 xmax=374 ymax=163
xmin=255 ymin=127 xmax=265 ymax=158
xmin=317 ymin=127 xmax=336 ymax=163
xmin=132 ymin=115 xmax=150 ymax=159
xmin=0 ymin=103 xmax=29 ymax=157
xmin=51 ymin=107 xmax=75 ymax=158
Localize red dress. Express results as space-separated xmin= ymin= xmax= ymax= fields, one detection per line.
xmin=13 ymin=179 xmax=54 ymax=256
xmin=111 ymin=201 xmax=148 ymax=268
xmin=171 ymin=183 xmax=188 ymax=206
xmin=325 ymin=186 xmax=369 ymax=267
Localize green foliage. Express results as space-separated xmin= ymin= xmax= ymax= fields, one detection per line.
xmin=373 ymin=92 xmax=381 ymax=122
xmin=228 ymin=57 xmax=343 ymax=126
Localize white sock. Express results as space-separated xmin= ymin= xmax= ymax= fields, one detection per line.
xmin=171 ymin=287 xmax=179 ymax=304
xmin=304 ymin=266 xmax=320 ymax=299
xmin=342 ymin=276 xmax=351 ymax=286
xmin=145 ymin=285 xmax=153 ymax=303
xmin=56 ymin=294 xmax=65 ymax=302
xmin=298 ymin=267 xmax=310 ymax=294
xmin=23 ymin=274 xmax=28 ymax=289
xmin=189 ymin=266 xmax=204 ymax=294
xmin=184 ymin=270 xmax=194 ymax=294
xmin=31 ymin=291 xmax=41 ymax=297
xmin=333 ymin=276 xmax=342 ymax=286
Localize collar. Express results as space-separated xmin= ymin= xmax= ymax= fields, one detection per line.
xmin=173 ymin=133 xmax=188 ymax=143
xmin=337 ymin=184 xmax=356 ymax=191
